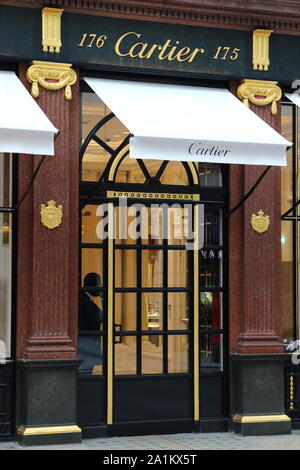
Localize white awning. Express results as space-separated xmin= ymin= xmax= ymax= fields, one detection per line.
xmin=0 ymin=70 xmax=58 ymax=155
xmin=84 ymin=77 xmax=291 ymax=167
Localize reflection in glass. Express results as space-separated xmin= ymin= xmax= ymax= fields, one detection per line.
xmin=168 ymin=292 xmax=189 ymax=330
xmin=200 ymin=292 xmax=222 ymax=330
xmin=115 ymin=337 xmax=136 ymax=375
xmin=142 ymin=335 xmax=163 ymax=374
xmin=202 ymin=208 xmax=222 ymax=246
xmin=168 ymin=335 xmax=189 ymax=373
xmin=78 ymin=332 xmax=103 ymax=375
xmin=0 ymin=212 xmax=12 ymax=359
xmin=115 ymin=293 xmax=136 ymax=331
xmin=200 ymin=249 xmax=222 ymax=288
xmin=200 ymin=334 xmax=223 ymax=372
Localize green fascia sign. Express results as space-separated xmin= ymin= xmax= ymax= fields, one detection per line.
xmin=0 ymin=4 xmax=298 ymax=84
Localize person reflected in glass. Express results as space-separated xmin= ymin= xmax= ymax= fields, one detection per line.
xmin=78 ymin=272 xmax=104 ymax=374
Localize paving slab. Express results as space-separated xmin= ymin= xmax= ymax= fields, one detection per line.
xmin=0 ymin=430 xmax=300 ymax=451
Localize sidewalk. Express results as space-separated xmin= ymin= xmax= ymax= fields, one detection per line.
xmin=0 ymin=430 xmax=300 ymax=450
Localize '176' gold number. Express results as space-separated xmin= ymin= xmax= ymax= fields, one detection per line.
xmin=78 ymin=33 xmax=107 ymax=48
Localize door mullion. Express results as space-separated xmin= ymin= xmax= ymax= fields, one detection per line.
xmin=194 ymin=204 xmax=200 ymax=423
xmin=107 ymin=202 xmax=114 ymax=425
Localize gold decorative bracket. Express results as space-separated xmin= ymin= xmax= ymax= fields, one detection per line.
xmin=42 ymin=7 xmax=64 ymax=53
xmin=252 ymin=29 xmax=272 ymax=71
xmin=237 ymin=79 xmax=282 ymax=115
xmin=26 ymin=61 xmax=77 ymax=100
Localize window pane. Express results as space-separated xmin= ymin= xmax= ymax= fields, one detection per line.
xmin=80 ymin=249 xmax=104 ymax=329
xmin=200 ymin=249 xmax=223 ymax=288
xmin=198 ymin=163 xmax=223 ymax=187
xmin=81 ymin=249 xmax=103 ymax=290
xmin=200 ymin=292 xmax=222 ymax=330
xmin=81 ymin=92 xmax=129 ymax=182
xmin=115 ymin=249 xmax=137 ymax=288
xmin=281 ymin=103 xmax=294 ymax=341
xmin=141 ymin=206 xmax=164 ymax=245
xmin=202 ymin=207 xmax=223 ymax=245
xmin=200 ymin=334 xmax=223 ymax=372
xmin=281 ymin=221 xmax=293 ymax=340
xmin=82 ymin=204 xmax=105 ymax=243
xmin=168 ymin=335 xmax=189 ymax=373
xmin=142 ymin=249 xmax=163 ymax=287
xmin=114 ymin=155 xmax=146 ymax=184
xmin=0 ymin=153 xmax=11 ymax=208
xmin=0 ymin=212 xmax=12 ymax=359
xmin=160 ymin=162 xmax=189 ymax=185
xmin=142 ymin=335 xmax=163 ymax=374
xmin=142 ymin=292 xmax=163 ymax=331
xmin=78 ymin=332 xmax=103 ymax=376
xmin=167 ymin=206 xmax=190 ymax=246
xmin=168 ymin=292 xmax=189 ymax=330
xmin=168 ymin=250 xmax=188 ymax=287
xmin=115 ymin=337 xmax=136 ymax=375
xmin=115 ymin=293 xmax=136 ymax=331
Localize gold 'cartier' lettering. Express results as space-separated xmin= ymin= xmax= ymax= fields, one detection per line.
xmin=114 ymin=31 xmax=204 ymax=63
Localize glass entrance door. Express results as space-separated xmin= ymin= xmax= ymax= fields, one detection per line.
xmin=108 ymin=196 xmax=198 ymax=432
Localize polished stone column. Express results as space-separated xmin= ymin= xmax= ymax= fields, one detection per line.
xmin=229 ymin=80 xmax=291 ymax=435
xmin=15 ymin=62 xmax=81 ymax=445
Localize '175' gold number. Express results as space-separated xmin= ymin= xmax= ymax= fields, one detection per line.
xmin=213 ymin=46 xmax=240 ymax=61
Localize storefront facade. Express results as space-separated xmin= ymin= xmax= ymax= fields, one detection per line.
xmin=0 ymin=0 xmax=299 ymax=445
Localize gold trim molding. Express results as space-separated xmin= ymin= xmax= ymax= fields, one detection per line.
xmin=233 ymin=414 xmax=291 ymax=424
xmin=26 ymin=61 xmax=77 ymax=100
xmin=18 ymin=425 xmax=81 ymax=436
xmin=237 ymin=79 xmax=282 ymax=115
xmin=107 ymin=190 xmax=200 ymax=201
xmin=42 ymin=7 xmax=64 ymax=53
xmin=252 ymin=29 xmax=272 ymax=71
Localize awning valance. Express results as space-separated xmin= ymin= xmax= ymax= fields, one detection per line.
xmin=84 ymin=77 xmax=291 ymax=167
xmin=0 ymin=71 xmax=58 ymax=156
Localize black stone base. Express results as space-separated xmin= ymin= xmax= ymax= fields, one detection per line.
xmin=231 ymin=416 xmax=291 ymax=436
xmin=16 ymin=359 xmax=82 ymax=446
xmin=230 ymin=354 xmax=291 ymax=436
xmin=17 ymin=426 xmax=82 ymax=446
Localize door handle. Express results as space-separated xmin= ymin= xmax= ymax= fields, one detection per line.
xmin=114 ymin=323 xmax=122 ymax=344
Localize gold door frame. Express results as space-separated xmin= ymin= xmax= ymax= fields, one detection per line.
xmin=106 ymin=191 xmax=200 ymax=425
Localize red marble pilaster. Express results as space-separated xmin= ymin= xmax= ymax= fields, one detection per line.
xmin=16 ymin=63 xmax=79 ymax=360
xmin=229 ymin=84 xmax=284 ymax=354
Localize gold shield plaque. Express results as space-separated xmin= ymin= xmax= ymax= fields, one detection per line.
xmin=250 ymin=210 xmax=270 ymax=233
xmin=40 ymin=200 xmax=63 ymax=229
